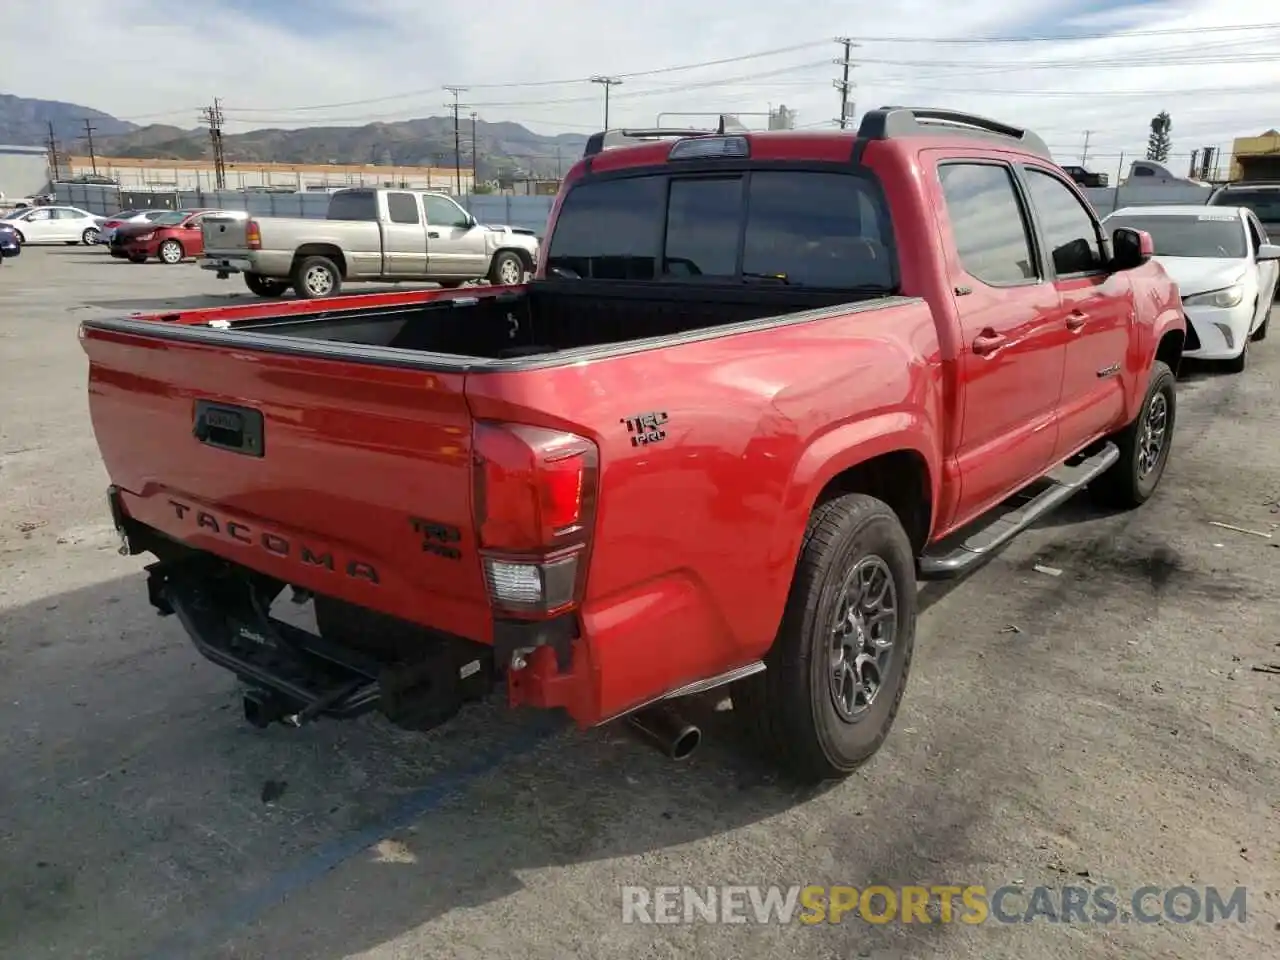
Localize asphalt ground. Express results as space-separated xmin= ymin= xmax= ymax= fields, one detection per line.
xmin=1 ymin=244 xmax=1277 ymax=960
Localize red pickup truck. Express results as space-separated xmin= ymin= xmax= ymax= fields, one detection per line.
xmin=81 ymin=108 xmax=1185 ymax=783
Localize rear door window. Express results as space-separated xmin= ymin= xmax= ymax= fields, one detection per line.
xmin=938 ymin=163 xmax=1038 ymax=285
xmin=386 ymin=192 xmax=421 ymax=224
xmin=545 ymin=169 xmax=895 ymax=288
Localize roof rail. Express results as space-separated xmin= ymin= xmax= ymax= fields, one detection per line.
xmin=856 ymin=106 xmax=1051 ymax=160
xmin=582 ymin=115 xmax=747 ymax=158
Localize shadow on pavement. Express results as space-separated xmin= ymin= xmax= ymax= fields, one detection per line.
xmin=0 ymin=572 xmax=994 ymax=960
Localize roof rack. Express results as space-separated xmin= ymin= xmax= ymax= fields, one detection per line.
xmin=582 ymin=115 xmax=749 ymax=158
xmin=856 ymin=106 xmax=1051 ymax=160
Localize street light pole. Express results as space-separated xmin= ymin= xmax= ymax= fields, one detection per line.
xmin=590 ymin=76 xmax=622 ymax=129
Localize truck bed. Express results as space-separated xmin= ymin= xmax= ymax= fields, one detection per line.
xmin=214 ymin=280 xmax=870 ymax=362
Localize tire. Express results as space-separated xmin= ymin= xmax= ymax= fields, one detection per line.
xmin=292 ymin=255 xmax=342 ymax=298
xmin=1089 ymin=360 xmax=1176 ymax=508
xmin=1251 ymin=313 xmax=1269 ymax=342
xmin=244 ymin=273 xmax=291 ymax=298
xmin=12 ymin=229 xmax=23 ymax=244
xmin=158 ymin=239 xmax=184 ymax=264
xmin=733 ymin=493 xmax=917 ymax=783
xmin=128 ymin=254 xmax=148 ymax=264
xmin=81 ymin=227 xmax=99 ymax=245
xmin=488 ymin=250 xmax=525 ymax=286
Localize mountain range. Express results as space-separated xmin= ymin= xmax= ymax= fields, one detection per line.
xmin=1 ymin=93 xmax=588 ymax=180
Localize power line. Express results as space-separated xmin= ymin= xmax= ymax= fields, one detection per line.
xmin=81 ymin=119 xmax=98 ymax=175
xmin=224 ymin=41 xmax=830 ymax=114
xmin=841 ymin=22 xmax=1280 ymax=42
xmin=443 ymin=85 xmax=468 ymax=194
xmin=590 ymin=76 xmax=622 ymax=129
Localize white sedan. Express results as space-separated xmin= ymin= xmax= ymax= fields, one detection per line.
xmin=1103 ymin=204 xmax=1280 ymax=372
xmin=0 ymin=205 xmax=105 ymax=246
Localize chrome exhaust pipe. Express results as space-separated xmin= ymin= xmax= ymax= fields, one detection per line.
xmin=627 ymin=704 xmax=702 ymax=760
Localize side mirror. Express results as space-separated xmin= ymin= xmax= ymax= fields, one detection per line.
xmin=1256 ymin=242 xmax=1280 ymax=262
xmin=1110 ymin=227 xmax=1153 ymax=271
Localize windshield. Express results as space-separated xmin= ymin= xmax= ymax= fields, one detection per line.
xmin=1210 ymin=190 xmax=1280 ymax=222
xmin=1105 ymin=214 xmax=1246 ymax=259
xmin=143 ymin=210 xmax=174 ymax=221
xmin=545 ymin=169 xmax=897 ymax=289
xmin=1 ymin=209 xmax=28 ymax=220
xmin=108 ymin=210 xmax=139 ymax=219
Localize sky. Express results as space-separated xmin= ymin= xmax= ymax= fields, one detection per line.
xmin=2 ymin=0 xmax=1278 ymax=175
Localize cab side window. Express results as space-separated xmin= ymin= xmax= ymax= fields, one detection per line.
xmin=1023 ymin=169 xmax=1104 ymax=276
xmin=938 ymin=162 xmax=1038 ymax=286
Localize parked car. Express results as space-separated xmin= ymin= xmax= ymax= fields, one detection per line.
xmin=1103 ymin=205 xmax=1279 ymax=371
xmin=79 ymin=107 xmax=1185 ymax=783
xmin=1 ymin=205 xmax=103 ymax=245
xmin=1061 ymin=164 xmax=1109 ymax=188
xmin=199 ymin=187 xmax=539 ymax=297
xmin=97 ymin=209 xmax=172 ymax=246
xmin=0 ymin=222 xmax=20 ymax=263
xmin=1206 ymin=181 xmax=1280 ymax=248
xmin=110 ymin=208 xmax=249 ymax=264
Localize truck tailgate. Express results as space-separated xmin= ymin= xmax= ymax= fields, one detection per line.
xmin=201 ymin=215 xmax=250 ymax=257
xmin=83 ymin=322 xmax=489 ymax=641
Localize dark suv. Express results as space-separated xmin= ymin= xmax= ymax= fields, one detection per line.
xmin=1207 ymin=181 xmax=1280 ymax=241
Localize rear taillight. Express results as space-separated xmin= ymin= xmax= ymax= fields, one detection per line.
xmin=473 ymin=421 xmax=598 ymax=619
xmin=245 ymin=220 xmax=262 ymax=250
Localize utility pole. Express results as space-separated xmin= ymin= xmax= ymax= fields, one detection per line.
xmin=1080 ymin=129 xmax=1095 ymax=166
xmin=470 ymin=111 xmax=478 ymax=192
xmin=833 ymin=37 xmax=859 ymax=129
xmin=444 ymin=85 xmax=469 ymax=195
xmin=590 ymin=76 xmax=622 ymax=130
xmin=82 ymin=119 xmax=98 ymax=174
xmin=46 ymin=121 xmax=61 ymax=184
xmin=200 ymin=99 xmax=227 ymax=190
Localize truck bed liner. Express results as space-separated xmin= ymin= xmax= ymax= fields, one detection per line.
xmin=229 ymin=281 xmax=869 ymax=361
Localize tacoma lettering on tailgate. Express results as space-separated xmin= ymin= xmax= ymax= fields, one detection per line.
xmin=167 ymin=500 xmax=380 ymax=583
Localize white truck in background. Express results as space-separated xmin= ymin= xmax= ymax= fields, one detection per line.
xmin=199 ymin=187 xmax=541 ymax=298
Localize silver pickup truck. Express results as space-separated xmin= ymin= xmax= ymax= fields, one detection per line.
xmin=199 ymin=187 xmax=541 ymax=298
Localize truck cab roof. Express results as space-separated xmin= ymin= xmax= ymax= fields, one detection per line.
xmin=574 ymin=106 xmax=1053 ymax=176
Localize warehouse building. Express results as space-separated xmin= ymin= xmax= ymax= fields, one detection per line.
xmin=0 ymin=144 xmax=51 ymax=200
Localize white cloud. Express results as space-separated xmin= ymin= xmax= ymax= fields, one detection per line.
xmin=1 ymin=0 xmax=1277 ymax=174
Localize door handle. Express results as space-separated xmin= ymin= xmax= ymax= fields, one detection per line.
xmin=1066 ymin=310 xmax=1088 ymax=331
xmin=428 ymin=231 xmax=440 ymax=238
xmin=972 ymin=331 xmax=1008 ymax=356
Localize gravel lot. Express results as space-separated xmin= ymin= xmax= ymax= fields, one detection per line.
xmin=1 ymin=245 xmax=1278 ymax=960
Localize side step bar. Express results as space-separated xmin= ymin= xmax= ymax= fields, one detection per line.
xmin=918 ymin=442 xmax=1119 ymax=580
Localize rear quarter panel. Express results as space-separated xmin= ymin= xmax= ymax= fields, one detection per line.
xmin=466 ymin=298 xmax=944 ymax=717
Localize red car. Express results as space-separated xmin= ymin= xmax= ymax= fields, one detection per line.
xmin=111 ymin=209 xmax=246 ymax=264
xmin=80 ymin=108 xmax=1185 ymax=783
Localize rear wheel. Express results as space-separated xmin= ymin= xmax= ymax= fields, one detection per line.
xmin=81 ymin=227 xmax=99 ymax=245
xmin=292 ymin=255 xmax=342 ymax=298
xmin=734 ymin=493 xmax=917 ymax=783
xmin=244 ymin=273 xmax=291 ymax=298
xmin=1090 ymin=360 xmax=1175 ymax=508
